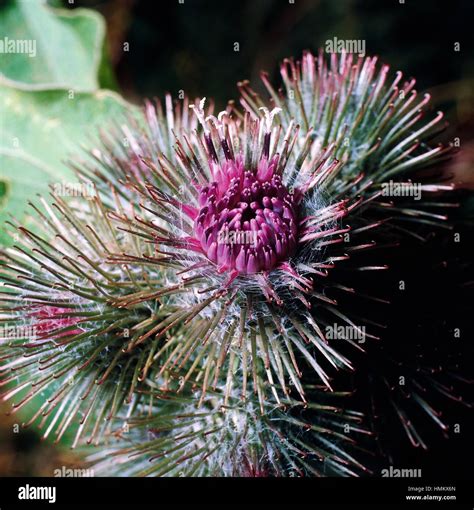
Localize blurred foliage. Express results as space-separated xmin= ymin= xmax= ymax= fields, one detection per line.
xmin=0 ymin=403 xmax=87 ymax=476
xmin=0 ymin=0 xmax=105 ymax=90
xmin=0 ymin=0 xmax=130 ymax=245
xmin=0 ymin=84 xmax=130 ymax=244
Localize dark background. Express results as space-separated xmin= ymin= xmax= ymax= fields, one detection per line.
xmin=88 ymin=0 xmax=474 ymax=113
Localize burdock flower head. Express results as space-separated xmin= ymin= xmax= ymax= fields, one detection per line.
xmin=187 ymin=101 xmax=335 ymax=283
xmin=162 ymin=99 xmax=347 ymax=278
xmin=105 ymin=95 xmax=361 ymax=407
xmin=194 ymin=150 xmax=299 ymax=275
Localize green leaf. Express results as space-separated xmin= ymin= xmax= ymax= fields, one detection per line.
xmin=0 ymin=82 xmax=132 ymax=244
xmin=0 ymin=0 xmax=107 ymax=91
